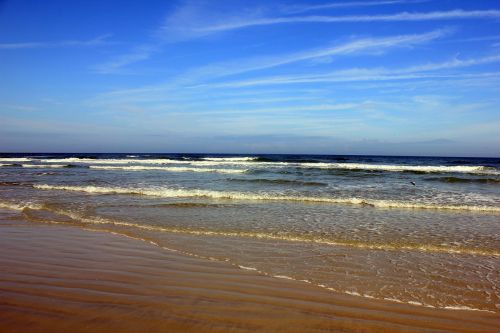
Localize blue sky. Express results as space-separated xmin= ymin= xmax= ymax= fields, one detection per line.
xmin=1 ymin=0 xmax=500 ymax=156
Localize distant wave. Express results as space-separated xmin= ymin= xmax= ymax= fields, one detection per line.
xmin=0 ymin=157 xmax=32 ymax=162
xmin=201 ymin=157 xmax=258 ymax=162
xmin=26 ymin=157 xmax=499 ymax=175
xmin=35 ymin=157 xmax=292 ymax=168
xmin=227 ymin=178 xmax=327 ymax=186
xmin=22 ymin=164 xmax=71 ymax=169
xmin=33 ymin=184 xmax=500 ymax=213
xmin=39 ymin=158 xmax=192 ymax=165
xmin=89 ymin=165 xmax=247 ymax=174
xmin=298 ymin=163 xmax=498 ymax=174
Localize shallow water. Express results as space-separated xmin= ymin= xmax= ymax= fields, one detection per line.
xmin=1 ymin=153 xmax=499 ymax=312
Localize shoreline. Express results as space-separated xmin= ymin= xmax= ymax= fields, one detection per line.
xmin=0 ymin=218 xmax=499 ymax=332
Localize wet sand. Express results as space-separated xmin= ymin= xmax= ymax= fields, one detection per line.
xmin=0 ymin=219 xmax=499 ymax=333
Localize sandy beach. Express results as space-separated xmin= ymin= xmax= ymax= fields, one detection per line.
xmin=1 ymin=218 xmax=498 ymax=333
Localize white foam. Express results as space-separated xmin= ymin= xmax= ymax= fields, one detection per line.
xmin=22 ymin=164 xmax=68 ymax=168
xmin=0 ymin=157 xmax=31 ymax=162
xmin=0 ymin=201 xmax=43 ymax=211
xmin=33 ymin=184 xmax=500 ymax=213
xmin=32 ymin=157 xmax=499 ymax=174
xmin=299 ymin=162 xmax=498 ymax=174
xmin=32 ymin=157 xmax=267 ymax=168
xmin=89 ymin=165 xmax=247 ymax=174
xmin=189 ymin=160 xmax=289 ymax=168
xmin=443 ymin=305 xmax=494 ymax=312
xmin=39 ymin=158 xmax=192 ymax=165
xmin=238 ymin=265 xmax=258 ymax=271
xmin=201 ymin=157 xmax=258 ymax=162
xmin=38 ymin=158 xmax=92 ymax=163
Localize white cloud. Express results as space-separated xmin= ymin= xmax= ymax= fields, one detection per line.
xmin=190 ymin=9 xmax=500 ymax=35
xmin=281 ymin=0 xmax=427 ymax=14
xmin=177 ymin=28 xmax=449 ymax=84
xmin=206 ymin=54 xmax=500 ymax=88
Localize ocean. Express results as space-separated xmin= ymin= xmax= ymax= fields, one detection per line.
xmin=0 ymin=153 xmax=499 ymax=312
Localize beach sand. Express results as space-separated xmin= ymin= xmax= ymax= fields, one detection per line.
xmin=0 ymin=219 xmax=499 ymax=333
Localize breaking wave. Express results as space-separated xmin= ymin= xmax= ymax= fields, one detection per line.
xmin=0 ymin=201 xmax=43 ymax=211
xmin=201 ymin=157 xmax=258 ymax=162
xmin=33 ymin=184 xmax=500 ymax=213
xmin=0 ymin=157 xmax=32 ymax=162
xmin=22 ymin=164 xmax=70 ymax=168
xmin=39 ymin=158 xmax=192 ymax=165
xmin=89 ymin=165 xmax=247 ymax=174
xmin=21 ymin=157 xmax=498 ymax=175
xmin=298 ymin=163 xmax=498 ymax=175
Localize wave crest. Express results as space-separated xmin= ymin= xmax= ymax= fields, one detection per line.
xmin=201 ymin=157 xmax=258 ymax=162
xmin=299 ymin=163 xmax=498 ymax=174
xmin=33 ymin=184 xmax=500 ymax=213
xmin=89 ymin=165 xmax=247 ymax=174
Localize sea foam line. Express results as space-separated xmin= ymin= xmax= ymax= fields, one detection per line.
xmin=33 ymin=184 xmax=500 ymax=213
xmin=201 ymin=157 xmax=258 ymax=162
xmin=0 ymin=201 xmax=43 ymax=211
xmin=39 ymin=158 xmax=193 ymax=164
xmin=88 ymin=165 xmax=247 ymax=174
xmin=298 ymin=163 xmax=498 ymax=174
xmin=22 ymin=164 xmax=68 ymax=168
xmin=0 ymin=157 xmax=32 ymax=162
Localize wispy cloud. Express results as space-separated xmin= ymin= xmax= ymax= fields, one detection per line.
xmin=96 ymin=5 xmax=488 ymax=72
xmin=401 ymin=54 xmax=500 ymax=72
xmin=282 ymin=0 xmax=427 ymax=14
xmin=193 ymin=9 xmax=500 ymax=35
xmin=90 ymin=28 xmax=451 ymax=108
xmin=177 ymin=28 xmax=449 ymax=84
xmin=0 ymin=34 xmax=114 ymax=50
xmin=205 ymin=53 xmax=500 ymax=88
xmin=92 ymin=44 xmax=159 ymax=74
xmin=159 ymin=1 xmax=268 ymax=41
xmin=162 ymin=2 xmax=474 ymax=41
